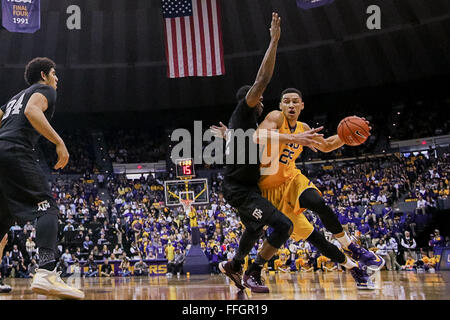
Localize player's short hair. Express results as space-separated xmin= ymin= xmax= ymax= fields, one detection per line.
xmin=24 ymin=57 xmax=56 ymax=86
xmin=281 ymin=88 xmax=303 ymax=100
xmin=235 ymin=85 xmax=251 ymax=102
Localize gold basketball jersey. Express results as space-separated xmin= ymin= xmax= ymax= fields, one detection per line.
xmin=259 ymin=114 xmax=304 ymax=189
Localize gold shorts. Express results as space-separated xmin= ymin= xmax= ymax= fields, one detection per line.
xmin=260 ymin=172 xmax=320 ymax=241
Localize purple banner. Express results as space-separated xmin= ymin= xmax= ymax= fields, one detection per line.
xmin=296 ymin=0 xmax=335 ymax=10
xmin=2 ymin=0 xmax=40 ymax=33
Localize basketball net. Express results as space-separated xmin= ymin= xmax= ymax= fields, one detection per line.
xmin=181 ymin=199 xmax=193 ymax=214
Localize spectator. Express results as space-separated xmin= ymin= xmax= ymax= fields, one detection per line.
xmin=376 ymin=239 xmax=390 ymax=270
xmin=1 ymin=252 xmax=13 ymax=278
xmin=400 ymin=231 xmax=417 ymax=262
xmin=83 ymin=236 xmax=94 ymax=253
xmin=167 ymin=249 xmax=185 ymax=276
xmin=64 ymin=221 xmax=75 ymax=232
xmin=209 ymin=246 xmax=221 ymax=274
xmin=385 ymin=235 xmax=401 ymax=271
xmin=415 ymin=195 xmax=428 ymax=215
xmin=25 ymin=237 xmax=36 ymax=260
xmin=10 ymin=245 xmax=23 ymax=264
xmin=112 ymin=244 xmax=123 ymax=256
xmin=61 ymin=249 xmax=72 ymax=263
xmin=429 ymin=229 xmax=444 ymax=251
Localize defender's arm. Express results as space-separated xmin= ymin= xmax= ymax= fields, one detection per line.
xmin=246 ymin=13 xmax=280 ymax=107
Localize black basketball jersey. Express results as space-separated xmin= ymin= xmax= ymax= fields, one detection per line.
xmin=224 ymin=98 xmax=261 ymax=186
xmin=0 ymin=83 xmax=56 ymax=149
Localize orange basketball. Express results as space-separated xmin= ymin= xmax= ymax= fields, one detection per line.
xmin=337 ymin=116 xmax=371 ymax=146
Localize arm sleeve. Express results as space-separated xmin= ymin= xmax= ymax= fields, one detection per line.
xmin=0 ymin=104 xmax=6 ymax=112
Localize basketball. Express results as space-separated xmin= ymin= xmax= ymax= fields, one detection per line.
xmin=337 ymin=116 xmax=371 ymax=146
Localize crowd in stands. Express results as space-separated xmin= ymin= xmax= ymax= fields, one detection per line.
xmin=1 ymin=151 xmax=448 ymax=280
xmin=104 ymin=128 xmax=168 ymax=164
xmin=390 ymin=97 xmax=450 ymax=140
xmin=39 ymin=129 xmax=98 ymax=174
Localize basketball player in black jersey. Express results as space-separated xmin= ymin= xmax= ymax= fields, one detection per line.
xmin=216 ymin=13 xmax=323 ymax=293
xmin=0 ymin=57 xmax=84 ymax=299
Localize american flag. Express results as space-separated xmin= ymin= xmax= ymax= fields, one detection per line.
xmin=161 ymin=0 xmax=225 ymax=78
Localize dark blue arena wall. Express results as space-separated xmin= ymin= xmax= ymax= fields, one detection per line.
xmin=0 ymin=0 xmax=449 ymax=113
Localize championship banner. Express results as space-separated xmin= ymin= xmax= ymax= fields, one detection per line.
xmin=1 ymin=0 xmax=40 ymax=33
xmin=296 ymin=0 xmax=335 ymax=10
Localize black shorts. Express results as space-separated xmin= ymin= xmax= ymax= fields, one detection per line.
xmin=223 ymin=178 xmax=278 ymax=233
xmin=0 ymin=141 xmax=58 ymax=236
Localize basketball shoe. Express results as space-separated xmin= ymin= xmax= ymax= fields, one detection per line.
xmin=243 ymin=270 xmax=269 ymax=293
xmin=0 ymin=279 xmax=12 ymax=293
xmin=350 ymin=264 xmax=375 ymax=290
xmin=344 ymin=243 xmax=385 ymax=272
xmin=219 ymin=261 xmax=245 ymax=290
xmin=30 ymin=268 xmax=85 ymax=299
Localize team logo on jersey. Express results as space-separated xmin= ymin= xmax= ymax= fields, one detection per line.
xmin=355 ymin=130 xmax=366 ymax=139
xmin=37 ymin=200 xmax=50 ymax=212
xmin=252 ymin=208 xmax=263 ymax=220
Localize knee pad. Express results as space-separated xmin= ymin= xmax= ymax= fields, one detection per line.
xmin=267 ymin=211 xmax=293 ymax=248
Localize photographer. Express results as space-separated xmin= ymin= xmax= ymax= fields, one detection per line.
xmin=133 ymin=257 xmax=149 ymax=276
xmin=100 ymin=258 xmax=114 ymax=277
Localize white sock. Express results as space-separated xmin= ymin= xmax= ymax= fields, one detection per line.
xmin=336 ymin=233 xmax=352 ymax=249
xmin=342 ymin=256 xmax=358 ymax=269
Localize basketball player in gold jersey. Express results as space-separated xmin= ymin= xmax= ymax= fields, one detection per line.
xmin=213 ymin=87 xmax=378 ymax=289
xmin=255 ymin=88 xmax=385 ymax=280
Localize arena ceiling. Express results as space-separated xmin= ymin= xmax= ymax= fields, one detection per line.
xmin=0 ymin=0 xmax=449 ymax=113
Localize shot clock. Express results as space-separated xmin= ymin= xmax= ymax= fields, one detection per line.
xmin=176 ymin=158 xmax=195 ymax=178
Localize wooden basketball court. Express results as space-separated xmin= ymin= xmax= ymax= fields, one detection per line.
xmin=1 ymin=271 xmax=449 ymax=300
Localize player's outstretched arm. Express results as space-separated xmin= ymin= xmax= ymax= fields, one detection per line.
xmin=0 ymin=108 xmax=4 ymax=128
xmin=302 ymin=122 xmax=344 ymax=153
xmin=24 ymin=92 xmax=69 ymax=169
xmin=254 ymin=111 xmax=324 ymax=151
xmin=303 ymin=116 xmax=371 ymax=152
xmin=246 ymin=12 xmax=281 ymax=107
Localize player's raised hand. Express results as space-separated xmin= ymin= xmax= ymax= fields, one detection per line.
xmin=54 ymin=140 xmax=69 ymax=170
xmin=210 ymin=122 xmax=228 ymax=139
xmin=270 ymin=12 xmax=281 ymax=42
xmin=292 ymin=126 xmax=324 ymax=152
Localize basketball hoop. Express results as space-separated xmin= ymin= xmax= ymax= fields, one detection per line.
xmin=181 ymin=199 xmax=193 ymax=213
